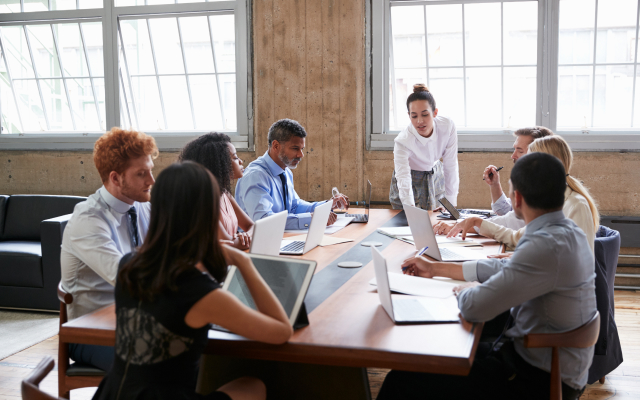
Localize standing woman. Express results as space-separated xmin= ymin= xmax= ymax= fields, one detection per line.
xmin=390 ymin=84 xmax=459 ymax=210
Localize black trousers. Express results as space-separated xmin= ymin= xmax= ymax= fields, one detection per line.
xmin=377 ymin=341 xmax=584 ymax=400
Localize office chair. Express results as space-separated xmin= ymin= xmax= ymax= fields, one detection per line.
xmin=21 ymin=356 xmax=58 ymax=400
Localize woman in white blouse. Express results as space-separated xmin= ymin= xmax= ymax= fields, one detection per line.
xmin=446 ymin=135 xmax=599 ymax=252
xmin=389 ymin=84 xmax=459 ymax=210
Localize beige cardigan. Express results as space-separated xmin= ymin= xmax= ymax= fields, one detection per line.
xmin=479 ymin=187 xmax=596 ymax=253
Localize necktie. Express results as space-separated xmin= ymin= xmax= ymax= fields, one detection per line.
xmin=279 ymin=172 xmax=288 ymax=211
xmin=127 ymin=207 xmax=140 ymax=248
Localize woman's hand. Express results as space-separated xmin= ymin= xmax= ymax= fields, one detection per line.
xmin=401 ymin=256 xmax=436 ymax=278
xmin=433 ymin=221 xmax=455 ymax=235
xmin=446 ymin=217 xmax=483 ymax=239
xmin=234 ymin=232 xmax=251 ymax=250
xmin=221 ymin=244 xmax=250 ymax=267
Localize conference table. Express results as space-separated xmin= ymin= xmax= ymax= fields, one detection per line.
xmin=60 ymin=209 xmax=504 ymax=399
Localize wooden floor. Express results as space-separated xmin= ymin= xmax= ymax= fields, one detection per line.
xmin=1 ymin=290 xmax=639 ymax=400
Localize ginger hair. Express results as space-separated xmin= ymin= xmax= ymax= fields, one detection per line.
xmin=93 ymin=127 xmax=158 ymax=183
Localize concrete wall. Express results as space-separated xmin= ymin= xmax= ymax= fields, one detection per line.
xmin=1 ymin=0 xmax=639 ymax=217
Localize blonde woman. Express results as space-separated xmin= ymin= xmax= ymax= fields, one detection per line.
xmin=446 ymin=135 xmax=598 ymax=252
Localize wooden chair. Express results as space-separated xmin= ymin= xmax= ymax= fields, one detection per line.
xmin=524 ymin=311 xmax=600 ymax=400
xmin=22 ymin=356 xmax=59 ymax=400
xmin=57 ymin=282 xmax=105 ymax=399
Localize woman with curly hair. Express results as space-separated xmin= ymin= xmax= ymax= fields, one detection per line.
xmin=179 ymin=133 xmax=254 ymax=250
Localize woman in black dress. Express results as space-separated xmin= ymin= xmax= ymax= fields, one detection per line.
xmin=92 ymin=161 xmax=293 ymax=400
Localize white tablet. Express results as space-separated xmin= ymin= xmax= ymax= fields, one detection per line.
xmin=222 ymin=254 xmax=317 ymax=327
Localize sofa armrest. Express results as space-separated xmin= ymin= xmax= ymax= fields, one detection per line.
xmin=41 ymin=214 xmax=73 ymax=296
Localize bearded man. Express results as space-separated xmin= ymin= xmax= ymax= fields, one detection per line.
xmin=61 ymin=127 xmax=158 ymax=371
xmin=235 ymin=119 xmax=347 ymax=229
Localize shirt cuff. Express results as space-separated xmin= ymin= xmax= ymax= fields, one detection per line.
xmin=462 ymin=261 xmax=479 ymax=282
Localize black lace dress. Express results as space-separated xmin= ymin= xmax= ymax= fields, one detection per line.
xmin=92 ymin=254 xmax=230 ymax=400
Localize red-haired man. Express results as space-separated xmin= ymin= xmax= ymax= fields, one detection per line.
xmin=61 ymin=127 xmax=158 ymax=371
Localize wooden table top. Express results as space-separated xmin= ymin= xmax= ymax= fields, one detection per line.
xmin=61 ymin=208 xmax=503 ymax=375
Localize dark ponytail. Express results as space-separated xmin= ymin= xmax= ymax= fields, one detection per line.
xmin=406 ymin=83 xmax=436 ymax=112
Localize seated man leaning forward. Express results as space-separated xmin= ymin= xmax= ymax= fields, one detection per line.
xmin=378 ymin=152 xmax=597 ymax=400
xmin=235 ymin=118 xmax=348 ymax=230
xmin=61 ymin=127 xmax=158 ymax=371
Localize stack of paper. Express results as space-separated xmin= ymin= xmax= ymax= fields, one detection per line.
xmin=285 ymin=216 xmax=354 ymax=235
xmin=377 ymin=226 xmax=412 ymax=238
xmin=369 ymin=273 xmax=466 ymax=299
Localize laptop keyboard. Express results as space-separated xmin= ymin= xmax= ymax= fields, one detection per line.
xmin=460 ymin=209 xmax=493 ymax=217
xmin=281 ymin=241 xmax=305 ymax=253
xmin=345 ymin=213 xmax=368 ymax=222
xmin=393 ymin=298 xmax=432 ymax=321
xmin=440 ymin=247 xmax=472 ymax=261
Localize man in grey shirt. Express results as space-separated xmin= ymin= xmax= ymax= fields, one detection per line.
xmin=378 ymin=152 xmax=597 ymax=400
xmin=61 ymin=127 xmax=158 ymax=371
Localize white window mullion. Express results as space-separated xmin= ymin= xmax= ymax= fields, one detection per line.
xmin=23 ymin=25 xmax=50 ymax=130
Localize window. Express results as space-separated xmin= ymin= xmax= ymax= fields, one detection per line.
xmin=0 ymin=0 xmax=251 ymax=150
xmin=370 ymin=0 xmax=640 ymax=151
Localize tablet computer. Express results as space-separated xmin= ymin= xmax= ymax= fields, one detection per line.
xmin=221 ymin=254 xmax=316 ymax=327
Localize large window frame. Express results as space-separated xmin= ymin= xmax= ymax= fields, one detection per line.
xmin=0 ymin=0 xmax=252 ymax=151
xmin=368 ymin=0 xmax=640 ymax=151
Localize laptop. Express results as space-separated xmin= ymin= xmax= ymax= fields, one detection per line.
xmin=371 ymin=246 xmax=459 ymax=324
xmin=438 ymin=197 xmax=494 ymax=220
xmin=218 ymin=254 xmax=317 ymax=329
xmin=250 ymin=211 xmax=288 ymax=256
xmin=344 ymin=180 xmax=371 ymax=223
xmin=279 ymin=200 xmax=332 ymax=255
xmin=403 ymin=204 xmax=487 ymax=262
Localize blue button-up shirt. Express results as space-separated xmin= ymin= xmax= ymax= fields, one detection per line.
xmin=458 ymin=210 xmax=597 ymax=389
xmin=235 ymin=151 xmax=326 ymax=230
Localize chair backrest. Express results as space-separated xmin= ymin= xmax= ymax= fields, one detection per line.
xmin=57 ymin=282 xmax=73 ymax=327
xmin=2 ymin=195 xmax=85 ymax=241
xmin=21 ymin=356 xmax=60 ymax=400
xmin=524 ymin=311 xmax=600 ymax=400
xmin=595 ymin=226 xmax=620 ymax=308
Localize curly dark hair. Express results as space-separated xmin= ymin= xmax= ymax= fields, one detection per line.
xmin=179 ymin=132 xmax=233 ymax=193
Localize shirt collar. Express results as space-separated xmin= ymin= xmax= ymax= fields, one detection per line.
xmin=408 ymin=121 xmax=436 ymax=146
xmin=99 ymin=186 xmax=134 ymax=214
xmin=263 ymin=150 xmax=287 ymax=176
xmin=525 ymin=210 xmax=566 ymax=235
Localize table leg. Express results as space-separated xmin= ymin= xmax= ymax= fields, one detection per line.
xmin=197 ymin=355 xmax=372 ymax=400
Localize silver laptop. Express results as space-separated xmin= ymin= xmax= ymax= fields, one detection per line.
xmin=280 ymin=201 xmax=332 ymax=255
xmin=403 ymin=204 xmax=486 ymax=262
xmin=344 ymin=180 xmax=371 ymax=223
xmin=371 ymin=246 xmax=459 ymax=324
xmin=250 ymin=211 xmax=288 ymax=256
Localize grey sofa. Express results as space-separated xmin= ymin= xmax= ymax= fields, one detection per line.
xmin=0 ymin=195 xmax=86 ymax=311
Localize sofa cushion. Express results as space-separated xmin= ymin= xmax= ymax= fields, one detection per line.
xmin=0 ymin=195 xmax=8 ymax=237
xmin=2 ymin=195 xmax=85 ymax=241
xmin=0 ymin=241 xmax=43 ymax=288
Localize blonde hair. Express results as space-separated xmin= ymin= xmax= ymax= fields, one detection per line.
xmin=528 ymin=136 xmax=599 ymax=231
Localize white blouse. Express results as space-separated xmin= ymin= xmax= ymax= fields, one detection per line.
xmin=393 ymin=115 xmax=460 ymax=206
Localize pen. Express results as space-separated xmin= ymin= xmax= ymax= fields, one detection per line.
xmin=402 ymin=246 xmax=429 ymax=272
xmin=483 ymin=166 xmax=504 ymax=180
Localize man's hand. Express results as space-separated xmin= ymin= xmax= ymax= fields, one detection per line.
xmin=487 ymin=253 xmax=513 ymax=259
xmin=453 ymin=281 xmax=480 ymax=296
xmin=331 ymin=194 xmax=350 ymax=210
xmin=401 ymin=256 xmax=436 ymax=278
xmin=327 ymin=211 xmax=338 ymax=226
xmin=483 ymin=165 xmax=501 ymax=186
xmin=447 ymin=217 xmax=483 ymax=240
xmin=433 ymin=221 xmax=455 ymax=235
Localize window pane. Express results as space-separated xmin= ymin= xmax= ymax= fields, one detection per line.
xmin=218 ymin=73 xmax=236 ymax=130
xmin=466 ymin=67 xmax=501 ymax=127
xmin=41 ymin=78 xmax=73 ymax=130
xmin=634 ymin=70 xmax=640 ymax=128
xmin=179 ymin=16 xmax=215 ymax=74
xmin=464 ymin=3 xmax=501 ymax=66
xmin=504 ymin=67 xmax=537 ymax=128
xmin=0 ymin=61 xmax=22 ymax=133
xmin=94 ymin=77 xmax=105 ymax=129
xmin=148 ymin=18 xmax=185 ymax=75
xmin=390 ymin=68 xmax=427 ymax=130
xmin=189 ymin=75 xmax=223 ymax=130
xmin=559 ymin=0 xmax=596 ymax=65
xmin=503 ymin=2 xmax=538 ymax=66
xmin=14 ymin=79 xmax=45 ymax=130
xmin=132 ymin=76 xmax=164 ymax=130
xmin=592 ymin=65 xmax=633 ymax=127
xmin=210 ymin=14 xmax=235 ymax=73
xmin=426 ymin=4 xmax=463 ymax=67
xmin=120 ymin=19 xmax=156 ymax=76
xmin=56 ymin=24 xmax=90 ymax=77
xmin=0 ymin=0 xmax=21 ymax=13
xmin=79 ymin=0 xmax=103 ymax=8
xmin=67 ymin=78 xmax=100 ymax=130
xmin=49 ymin=0 xmax=76 ymax=11
xmin=595 ymin=0 xmax=637 ymax=64
xmin=2 ymin=26 xmax=36 ymax=79
xmin=26 ymin=25 xmax=62 ymax=78
xmin=391 ymin=6 xmax=426 ymax=69
xmin=557 ymin=66 xmax=593 ymax=128
xmin=23 ymin=0 xmax=48 ymax=12
xmin=159 ymin=76 xmax=192 ymax=129
xmin=429 ymin=68 xmax=464 ymax=127
xmin=81 ymin=22 xmax=104 ymax=76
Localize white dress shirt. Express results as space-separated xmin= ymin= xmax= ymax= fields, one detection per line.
xmin=61 ymin=186 xmax=150 ymax=320
xmin=393 ymin=115 xmax=459 ymax=206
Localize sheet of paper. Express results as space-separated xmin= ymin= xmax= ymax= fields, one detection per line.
xmin=369 ymin=273 xmax=466 ymax=299
xmin=285 ymin=216 xmax=354 ymax=235
xmin=377 ymin=226 xmax=412 ymax=237
xmin=286 ymin=234 xmax=354 ymax=247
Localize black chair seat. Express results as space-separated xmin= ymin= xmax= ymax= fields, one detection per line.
xmin=0 ymin=241 xmax=42 ymax=287
xmin=66 ymin=363 xmax=106 ymax=377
